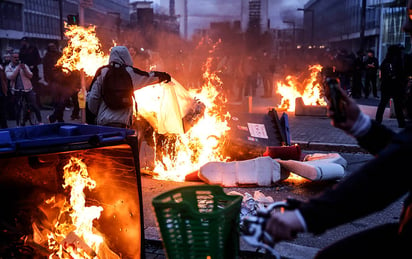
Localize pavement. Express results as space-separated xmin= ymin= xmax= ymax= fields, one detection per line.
xmin=3 ymin=92 xmax=402 ymax=259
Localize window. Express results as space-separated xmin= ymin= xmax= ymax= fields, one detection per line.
xmin=0 ymin=2 xmax=23 ymax=31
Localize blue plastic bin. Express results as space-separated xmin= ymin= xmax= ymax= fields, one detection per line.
xmin=0 ymin=123 xmax=145 ymax=258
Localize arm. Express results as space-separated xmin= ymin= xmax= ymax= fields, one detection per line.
xmin=266 ymin=86 xmax=403 ymax=239
xmin=129 ymin=67 xmax=171 ymax=90
xmin=5 ymin=65 xmax=19 ymax=81
xmin=21 ymin=64 xmax=33 ymax=79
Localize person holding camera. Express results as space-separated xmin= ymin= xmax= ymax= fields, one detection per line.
xmin=5 ymin=50 xmax=42 ymax=126
xmin=264 ymin=3 xmax=412 ymax=256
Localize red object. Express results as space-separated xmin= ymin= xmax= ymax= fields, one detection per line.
xmin=263 ymin=145 xmax=302 ymax=161
xmin=185 ymin=170 xmax=202 ymax=182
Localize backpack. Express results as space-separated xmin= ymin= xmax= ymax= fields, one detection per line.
xmin=102 ymin=62 xmax=134 ymax=110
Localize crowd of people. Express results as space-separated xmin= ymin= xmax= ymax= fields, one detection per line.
xmin=1 ymin=28 xmax=412 ymax=130
xmin=0 ymin=37 xmax=81 ymax=128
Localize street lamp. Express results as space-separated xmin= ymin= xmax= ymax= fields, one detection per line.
xmin=297 ymin=8 xmax=314 ymax=46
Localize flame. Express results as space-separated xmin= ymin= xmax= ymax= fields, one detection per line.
xmin=276 ymin=64 xmax=326 ymax=111
xmin=149 ymin=53 xmax=231 ymax=182
xmin=57 ymin=23 xmax=109 ymax=76
xmin=133 ymin=39 xmax=231 ymax=182
xmin=47 ymin=157 xmax=106 ymax=258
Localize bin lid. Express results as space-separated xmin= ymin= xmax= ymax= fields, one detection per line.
xmin=0 ymin=123 xmax=136 ymax=156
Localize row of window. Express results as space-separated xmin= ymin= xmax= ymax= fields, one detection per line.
xmin=25 ymin=0 xmax=59 ymax=16
xmin=25 ymin=13 xmax=60 ymax=36
xmin=0 ymin=2 xmax=23 ymax=31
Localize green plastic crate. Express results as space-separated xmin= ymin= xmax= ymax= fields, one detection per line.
xmin=152 ymin=185 xmax=243 ymax=259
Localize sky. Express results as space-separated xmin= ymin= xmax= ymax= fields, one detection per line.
xmin=151 ymin=0 xmax=308 ymax=28
xmin=150 ymin=0 xmax=309 ymax=35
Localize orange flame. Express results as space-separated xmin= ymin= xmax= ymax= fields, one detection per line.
xmin=57 ymin=26 xmax=231 ymax=182
xmin=57 ymin=23 xmax=110 ymax=76
xmin=276 ymin=64 xmax=326 ymax=111
xmin=47 ymin=157 xmax=107 ymax=258
xmin=138 ymin=55 xmax=231 ymax=182
xmin=133 ymin=39 xmax=231 ymax=182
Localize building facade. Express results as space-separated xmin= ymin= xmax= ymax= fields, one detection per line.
xmin=302 ymin=0 xmax=407 ymax=62
xmin=0 ymin=0 xmax=129 ymax=57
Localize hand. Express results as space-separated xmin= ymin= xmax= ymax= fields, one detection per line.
xmin=154 ymin=71 xmax=171 ymax=83
xmin=19 ymin=63 xmax=25 ymax=69
xmin=326 ymin=86 xmax=361 ymax=132
xmin=265 ymin=210 xmax=305 ymax=242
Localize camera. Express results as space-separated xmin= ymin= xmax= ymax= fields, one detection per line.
xmin=324 ymin=77 xmax=346 ymax=123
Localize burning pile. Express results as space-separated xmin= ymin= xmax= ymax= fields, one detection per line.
xmin=39 ymin=157 xmax=118 ymax=258
xmin=276 ymin=64 xmax=326 ymax=112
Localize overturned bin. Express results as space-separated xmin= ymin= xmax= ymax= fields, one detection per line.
xmin=0 ymin=123 xmax=145 ymax=258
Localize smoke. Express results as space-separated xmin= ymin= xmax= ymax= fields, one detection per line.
xmin=152 ymin=0 xmax=307 ymax=36
xmin=272 ymin=0 xmax=307 ymax=29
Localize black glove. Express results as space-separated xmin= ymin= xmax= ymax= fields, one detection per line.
xmin=154 ymin=71 xmax=171 ymax=83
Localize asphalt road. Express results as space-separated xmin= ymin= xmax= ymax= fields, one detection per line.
xmin=5 ymin=88 xmax=402 ymax=258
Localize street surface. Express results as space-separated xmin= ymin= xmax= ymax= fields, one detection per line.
xmin=6 ymin=91 xmax=402 ymax=258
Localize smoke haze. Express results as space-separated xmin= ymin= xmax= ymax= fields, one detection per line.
xmin=151 ymin=0 xmax=309 ymax=36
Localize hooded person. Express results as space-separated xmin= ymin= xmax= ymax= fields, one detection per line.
xmin=87 ymin=46 xmax=171 ymax=128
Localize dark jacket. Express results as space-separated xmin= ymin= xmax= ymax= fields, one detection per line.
xmin=299 ymin=121 xmax=412 ymax=239
xmin=0 ymin=65 xmax=7 ymax=96
xmin=42 ymin=49 xmax=62 ymax=83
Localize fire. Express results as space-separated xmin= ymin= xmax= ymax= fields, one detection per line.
xmin=57 ymin=23 xmax=109 ymax=76
xmin=47 ymin=157 xmax=107 ymax=258
xmin=276 ymin=64 xmax=326 ymax=111
xmin=56 ymin=24 xmax=230 ymax=182
xmin=135 ymin=51 xmax=231 ymax=182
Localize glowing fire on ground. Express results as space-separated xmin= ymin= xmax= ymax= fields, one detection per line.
xmin=276 ymin=64 xmax=326 ymax=112
xmin=57 ymin=23 xmax=109 ymax=76
xmin=46 ymin=157 xmax=105 ymax=258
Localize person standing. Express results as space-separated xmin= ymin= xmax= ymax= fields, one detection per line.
xmin=0 ymin=64 xmax=8 ymax=128
xmin=42 ymin=42 xmax=62 ymax=107
xmin=260 ymin=50 xmax=276 ymax=98
xmin=364 ymin=49 xmax=379 ymax=98
xmin=47 ymin=66 xmax=77 ymax=123
xmin=5 ymin=51 xmax=42 ymax=126
xmin=87 ymin=45 xmax=171 ymax=128
xmin=375 ymin=45 xmax=406 ymax=128
xmin=263 ymin=3 xmax=412 ymax=253
xmin=351 ymin=50 xmax=364 ymax=98
xmin=19 ymin=37 xmax=42 ymax=108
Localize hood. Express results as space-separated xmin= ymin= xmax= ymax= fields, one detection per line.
xmin=108 ymin=46 xmax=133 ymax=66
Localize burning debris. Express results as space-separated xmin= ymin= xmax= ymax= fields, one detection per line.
xmin=0 ymin=124 xmax=145 ymax=258
xmin=58 ymin=24 xmax=230 ymax=183
xmin=44 ymin=157 xmax=108 ymax=258
xmin=276 ymin=64 xmax=327 ymax=112
xmin=56 ymin=23 xmax=341 ymax=187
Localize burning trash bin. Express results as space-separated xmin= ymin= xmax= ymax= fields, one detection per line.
xmin=0 ymin=123 xmax=144 ymax=258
